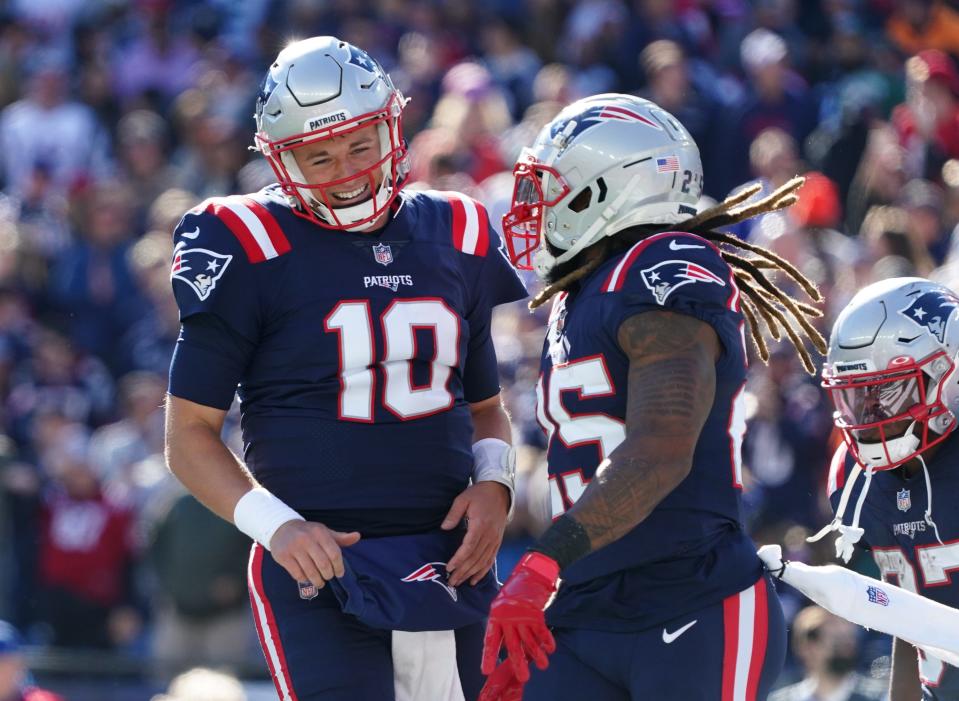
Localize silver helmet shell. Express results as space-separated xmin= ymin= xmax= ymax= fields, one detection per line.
xmin=502 ymin=93 xmax=702 ymax=279
xmin=822 ymin=277 xmax=959 ymax=470
xmin=253 ymin=36 xmax=409 ymax=231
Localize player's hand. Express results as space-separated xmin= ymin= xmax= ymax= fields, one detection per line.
xmin=269 ymin=520 xmax=361 ymax=589
xmin=442 ymin=481 xmax=509 ymax=586
xmin=481 ymin=551 xmax=559 ymax=682
xmin=478 ymin=660 xmax=527 ymax=701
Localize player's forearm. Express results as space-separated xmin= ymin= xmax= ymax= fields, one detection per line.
xmin=165 ymin=421 xmax=255 ymax=524
xmin=890 ymin=638 xmax=922 ymax=701
xmin=565 ymin=439 xmax=691 ymax=551
xmin=470 ymin=393 xmax=512 ymax=443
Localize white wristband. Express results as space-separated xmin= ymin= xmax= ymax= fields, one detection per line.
xmin=472 ymin=438 xmax=517 ymax=520
xmin=233 ymin=487 xmax=304 ymax=550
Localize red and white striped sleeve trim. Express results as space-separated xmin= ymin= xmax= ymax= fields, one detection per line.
xmin=827 ymin=442 xmax=850 ymax=498
xmin=443 ymin=192 xmax=490 ymax=256
xmin=202 ymin=196 xmax=291 ymax=263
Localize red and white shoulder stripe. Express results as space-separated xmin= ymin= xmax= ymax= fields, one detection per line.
xmin=193 ymin=196 xmax=292 ymax=263
xmin=442 ymin=192 xmax=490 ymax=256
xmin=827 ymin=442 xmax=850 ymax=498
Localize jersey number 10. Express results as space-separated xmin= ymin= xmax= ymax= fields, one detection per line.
xmin=325 ymin=298 xmax=459 ymax=421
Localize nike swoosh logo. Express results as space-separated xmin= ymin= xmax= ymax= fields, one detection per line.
xmin=662 ymin=619 xmax=698 ymax=644
xmin=181 ymin=226 xmax=200 ymax=239
xmin=669 ymin=240 xmax=704 ymax=250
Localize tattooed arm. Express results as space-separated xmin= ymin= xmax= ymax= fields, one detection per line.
xmin=480 ymin=310 xmax=721 ymax=683
xmin=533 ymin=309 xmax=720 ymax=561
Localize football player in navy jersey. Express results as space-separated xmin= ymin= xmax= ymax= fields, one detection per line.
xmin=164 ymin=37 xmax=527 ymax=701
xmin=478 ymin=93 xmax=827 ymax=701
xmin=818 ymin=277 xmax=959 ymax=701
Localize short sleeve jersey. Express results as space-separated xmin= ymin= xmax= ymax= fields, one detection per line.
xmin=168 ymin=187 xmax=527 ymax=531
xmin=538 ymin=231 xmax=764 ymax=632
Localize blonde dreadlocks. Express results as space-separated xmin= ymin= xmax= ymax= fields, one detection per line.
xmin=528 ymin=176 xmax=827 ymax=374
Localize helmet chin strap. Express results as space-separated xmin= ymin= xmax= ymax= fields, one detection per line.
xmin=808 ymin=421 xmax=943 ymax=563
xmin=856 ymin=428 xmax=920 ymax=468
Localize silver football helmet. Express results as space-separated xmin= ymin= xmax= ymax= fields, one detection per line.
xmin=253 ymin=36 xmax=409 ymax=231
xmin=822 ymin=277 xmax=959 ymax=470
xmin=502 ymin=93 xmax=702 ymax=279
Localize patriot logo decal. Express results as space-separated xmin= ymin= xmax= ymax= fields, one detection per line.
xmin=549 ymin=103 xmax=662 ymax=142
xmin=899 ymin=291 xmax=959 ymax=343
xmin=866 ymin=585 xmax=890 ymax=606
xmin=372 ymin=242 xmax=393 ymax=266
xmin=171 ymin=248 xmax=232 ymax=301
xmin=641 ymin=259 xmax=726 ymax=305
xmin=401 ymin=562 xmax=458 ymax=602
xmin=897 ymin=488 xmax=911 ymax=512
xmin=347 ymin=45 xmax=377 ymax=74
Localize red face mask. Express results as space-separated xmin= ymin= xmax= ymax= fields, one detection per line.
xmin=255 ymin=93 xmax=407 ymax=230
xmin=502 ymin=159 xmax=570 ymax=270
xmin=822 ymin=352 xmax=956 ymax=469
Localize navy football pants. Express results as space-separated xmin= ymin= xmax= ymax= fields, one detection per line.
xmin=246 ymin=543 xmax=485 ymax=700
xmin=524 ymin=574 xmax=786 ymax=701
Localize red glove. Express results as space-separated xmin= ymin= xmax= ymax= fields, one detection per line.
xmin=478 ymin=660 xmax=527 ymax=701
xmin=481 ymin=551 xmax=560 ymax=682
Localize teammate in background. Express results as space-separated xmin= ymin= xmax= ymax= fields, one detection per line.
xmin=819 ymin=277 xmax=959 ymax=700
xmin=164 ymin=37 xmax=527 ymax=701
xmin=479 ymin=93 xmax=826 ymax=700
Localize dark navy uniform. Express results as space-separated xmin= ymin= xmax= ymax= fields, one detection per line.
xmin=526 ymin=231 xmax=786 ymax=700
xmin=168 ymin=186 xmax=526 ymax=701
xmin=829 ymin=436 xmax=959 ymax=700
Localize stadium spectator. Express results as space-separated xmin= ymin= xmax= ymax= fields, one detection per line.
xmin=770 ymin=606 xmax=885 ymax=701
xmin=149 ymin=490 xmax=258 ymax=675
xmin=33 ymin=417 xmax=140 ymax=649
xmin=885 ymin=0 xmax=959 ymax=58
xmin=892 ymin=50 xmax=959 ymax=182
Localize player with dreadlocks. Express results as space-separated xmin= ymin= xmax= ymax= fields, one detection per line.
xmin=478 ymin=93 xmax=826 ymax=701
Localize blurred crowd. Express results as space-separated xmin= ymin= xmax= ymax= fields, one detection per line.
xmin=1 ymin=0 xmax=959 ymax=695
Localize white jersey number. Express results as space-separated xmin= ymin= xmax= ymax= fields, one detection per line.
xmin=538 ymin=355 xmax=626 ymax=517
xmin=325 ymin=299 xmax=459 ymax=421
xmin=872 ymin=543 xmax=959 ymax=685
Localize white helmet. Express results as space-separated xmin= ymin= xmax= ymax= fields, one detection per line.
xmin=502 ymin=93 xmax=702 ymax=279
xmin=253 ymin=36 xmax=410 ymax=231
xmin=821 ymin=277 xmax=959 ymax=470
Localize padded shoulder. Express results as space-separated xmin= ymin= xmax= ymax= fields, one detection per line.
xmin=600 ymin=231 xmax=739 ymax=312
xmin=186 ymin=194 xmax=292 ymax=263
xmin=410 ymin=189 xmax=492 ymax=256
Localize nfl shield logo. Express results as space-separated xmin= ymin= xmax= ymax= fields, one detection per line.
xmin=298 ymin=581 xmax=318 ymax=601
xmin=897 ymin=488 xmax=911 ymax=512
xmin=373 ymin=243 xmax=393 ymax=266
xmin=866 ymin=585 xmax=890 ymax=606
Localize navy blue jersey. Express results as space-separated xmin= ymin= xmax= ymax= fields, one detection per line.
xmin=168 ymin=187 xmax=526 ymax=532
xmin=538 ymin=231 xmax=764 ymax=632
xmin=829 ymin=437 xmax=959 ymax=697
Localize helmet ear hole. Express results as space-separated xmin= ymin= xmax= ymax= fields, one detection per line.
xmin=568 ymin=187 xmax=592 ymax=213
